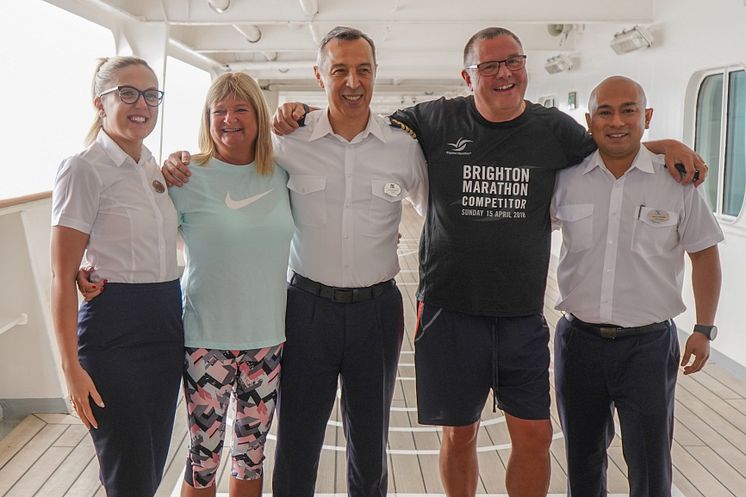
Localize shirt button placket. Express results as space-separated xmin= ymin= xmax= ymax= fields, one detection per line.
xmin=342 ymin=145 xmax=354 ymax=279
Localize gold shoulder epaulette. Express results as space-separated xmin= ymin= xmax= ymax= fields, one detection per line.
xmin=389 ymin=117 xmax=417 ymax=140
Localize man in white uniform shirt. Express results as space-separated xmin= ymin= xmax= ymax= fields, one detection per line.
xmin=163 ymin=26 xmax=427 ymax=497
xmin=270 ymin=26 xmax=427 ymax=497
xmin=551 ymin=76 xmax=722 ymax=497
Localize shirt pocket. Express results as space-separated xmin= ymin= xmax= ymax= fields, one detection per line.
xmin=555 ymin=204 xmax=594 ymax=253
xmin=287 ymin=175 xmax=327 ymax=227
xmin=363 ymin=179 xmax=408 ymax=236
xmin=631 ymin=207 xmax=679 ymax=257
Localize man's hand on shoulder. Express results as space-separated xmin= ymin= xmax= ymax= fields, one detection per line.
xmin=272 ymin=102 xmax=311 ymax=135
xmin=650 ymin=139 xmax=708 ymax=187
xmin=162 ymin=151 xmax=193 ymax=187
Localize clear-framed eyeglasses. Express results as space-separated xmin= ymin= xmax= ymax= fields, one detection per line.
xmin=99 ymin=85 xmax=165 ymax=107
xmin=465 ymin=55 xmax=527 ymax=76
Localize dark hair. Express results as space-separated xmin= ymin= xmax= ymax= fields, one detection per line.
xmin=463 ymin=27 xmax=523 ymax=66
xmin=316 ymin=26 xmax=377 ymax=66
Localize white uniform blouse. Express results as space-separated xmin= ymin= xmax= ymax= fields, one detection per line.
xmin=52 ymin=130 xmax=178 ymax=284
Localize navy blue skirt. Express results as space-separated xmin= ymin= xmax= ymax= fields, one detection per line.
xmin=77 ymin=280 xmax=183 ymax=497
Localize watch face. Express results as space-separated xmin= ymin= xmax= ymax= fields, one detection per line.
xmin=710 ymin=326 xmax=718 ymax=340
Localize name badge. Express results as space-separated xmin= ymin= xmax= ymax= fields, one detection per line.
xmin=647 ymin=209 xmax=670 ymax=224
xmin=383 ymin=182 xmax=402 ymax=197
xmin=152 ymin=180 xmax=166 ymax=194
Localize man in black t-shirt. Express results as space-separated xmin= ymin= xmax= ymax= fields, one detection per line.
xmin=271 ymin=26 xmax=705 ymax=497
xmin=388 ymin=28 xmax=705 ymax=497
xmin=388 ymin=28 xmax=591 ymax=497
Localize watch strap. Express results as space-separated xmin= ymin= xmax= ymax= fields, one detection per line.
xmin=693 ymin=324 xmax=716 ymax=340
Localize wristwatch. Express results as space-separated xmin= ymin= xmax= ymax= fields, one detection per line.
xmin=693 ymin=324 xmax=718 ymax=341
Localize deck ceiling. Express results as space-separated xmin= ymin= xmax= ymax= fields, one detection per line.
xmin=45 ymin=0 xmax=655 ymax=99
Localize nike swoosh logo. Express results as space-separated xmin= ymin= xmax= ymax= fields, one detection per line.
xmin=225 ymin=189 xmax=273 ymax=209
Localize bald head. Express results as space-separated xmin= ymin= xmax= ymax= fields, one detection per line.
xmin=588 ymin=76 xmax=647 ymax=114
xmin=585 ymin=75 xmax=653 ymax=169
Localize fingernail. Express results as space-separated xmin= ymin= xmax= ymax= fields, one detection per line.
xmin=98 ymin=401 xmax=105 ymax=408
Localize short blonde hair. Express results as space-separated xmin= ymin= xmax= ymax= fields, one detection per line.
xmin=85 ymin=56 xmax=156 ymax=146
xmin=193 ymin=72 xmax=273 ymax=175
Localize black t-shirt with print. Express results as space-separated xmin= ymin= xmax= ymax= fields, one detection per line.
xmin=391 ymin=96 xmax=596 ymax=317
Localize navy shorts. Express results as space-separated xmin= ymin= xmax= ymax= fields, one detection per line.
xmin=414 ymin=302 xmax=550 ymax=425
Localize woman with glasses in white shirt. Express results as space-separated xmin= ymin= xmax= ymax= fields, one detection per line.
xmin=50 ymin=56 xmax=183 ymax=497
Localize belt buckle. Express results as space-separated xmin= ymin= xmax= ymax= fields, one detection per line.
xmin=598 ymin=326 xmax=619 ymax=339
xmin=331 ymin=288 xmax=354 ymax=303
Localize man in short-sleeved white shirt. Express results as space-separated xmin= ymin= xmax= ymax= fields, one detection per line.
xmin=551 ymin=76 xmax=723 ymax=497
xmin=273 ymin=108 xmax=427 ymax=288
xmin=269 ymin=28 xmax=427 ymax=497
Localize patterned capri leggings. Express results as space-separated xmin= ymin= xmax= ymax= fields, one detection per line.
xmin=183 ymin=344 xmax=283 ymax=488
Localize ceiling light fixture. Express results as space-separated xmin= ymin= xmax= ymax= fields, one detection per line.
xmin=544 ymin=54 xmax=574 ymax=74
xmin=610 ymin=25 xmax=654 ymax=54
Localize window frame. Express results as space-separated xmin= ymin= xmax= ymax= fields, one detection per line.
xmin=693 ymin=65 xmax=746 ymax=222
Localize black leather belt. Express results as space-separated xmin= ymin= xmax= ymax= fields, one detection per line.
xmin=568 ymin=314 xmax=672 ymax=339
xmin=290 ymin=273 xmax=396 ymax=304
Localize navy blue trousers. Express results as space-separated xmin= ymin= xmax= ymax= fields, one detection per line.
xmin=554 ymin=315 xmax=680 ymax=497
xmin=77 ymin=281 xmax=184 ymax=497
xmin=272 ymin=283 xmax=404 ymax=497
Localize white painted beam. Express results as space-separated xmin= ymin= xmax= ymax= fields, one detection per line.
xmin=132 ymin=0 xmax=654 ymax=24
xmin=299 ymin=0 xmax=319 ymax=17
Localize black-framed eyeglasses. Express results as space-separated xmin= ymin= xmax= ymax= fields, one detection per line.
xmin=99 ymin=85 xmax=164 ymax=107
xmin=466 ymin=55 xmax=527 ymax=76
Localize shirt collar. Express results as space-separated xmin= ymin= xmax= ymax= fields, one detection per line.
xmin=95 ymin=129 xmax=152 ymax=167
xmin=308 ymin=108 xmax=388 ymax=144
xmin=582 ymin=145 xmax=655 ymax=176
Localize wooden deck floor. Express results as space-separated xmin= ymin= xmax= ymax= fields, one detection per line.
xmin=2 ymin=203 xmax=746 ymax=496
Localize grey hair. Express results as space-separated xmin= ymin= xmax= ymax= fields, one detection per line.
xmin=463 ymin=27 xmax=523 ymax=66
xmin=85 ymin=56 xmax=157 ymax=145
xmin=316 ymin=26 xmax=377 ymax=67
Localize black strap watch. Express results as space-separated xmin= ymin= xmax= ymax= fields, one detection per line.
xmin=693 ymin=324 xmax=718 ymax=341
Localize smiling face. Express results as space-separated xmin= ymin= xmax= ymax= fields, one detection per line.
xmin=95 ymin=64 xmax=158 ymax=158
xmin=314 ymin=37 xmax=376 ymax=135
xmin=586 ymin=77 xmax=653 ymax=165
xmin=208 ymin=93 xmax=258 ymax=165
xmin=461 ymin=35 xmax=528 ymax=122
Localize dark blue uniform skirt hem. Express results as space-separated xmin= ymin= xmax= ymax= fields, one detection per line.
xmin=77 ymin=280 xmax=184 ymax=497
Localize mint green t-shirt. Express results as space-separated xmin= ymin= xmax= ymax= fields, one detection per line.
xmin=169 ymin=157 xmax=294 ymax=349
